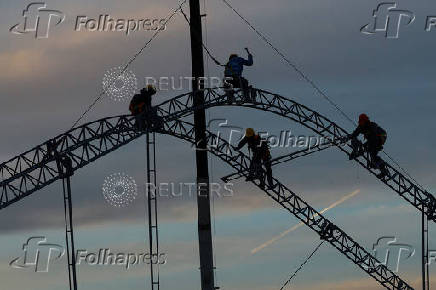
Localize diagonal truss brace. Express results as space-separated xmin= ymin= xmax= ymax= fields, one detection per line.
xmin=221 ymin=139 xmax=335 ymax=183
xmin=0 ymin=106 xmax=414 ymax=289
xmin=154 ymin=88 xmax=436 ymax=223
xmin=1 ymin=88 xmax=435 ymax=223
xmin=158 ymin=118 xmax=414 ymax=290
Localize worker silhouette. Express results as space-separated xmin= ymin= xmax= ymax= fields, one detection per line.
xmin=348 ymin=114 xmax=389 ymax=178
xmin=224 ymin=48 xmax=253 ymax=103
xmin=234 ymin=128 xmax=275 ymax=189
xmin=129 ymin=85 xmax=157 ymax=131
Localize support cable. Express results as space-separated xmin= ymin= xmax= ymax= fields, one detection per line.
xmin=217 ymin=0 xmax=427 ymax=190
xmin=279 ymin=241 xmax=324 ymax=290
xmin=180 ymin=7 xmax=225 ymax=67
xmin=70 ymin=0 xmax=188 ymax=129
xmin=218 ymin=0 xmax=353 ymax=125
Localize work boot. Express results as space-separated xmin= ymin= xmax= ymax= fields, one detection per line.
xmin=249 ymin=86 xmax=256 ymax=102
xmin=367 ymin=159 xmax=375 ymax=169
xmin=349 ymin=149 xmax=363 ymax=160
xmin=259 ymin=182 xmax=265 ymax=190
xmin=245 ymin=175 xmax=254 ymax=182
xmin=242 ymin=87 xmax=251 ymax=102
xmin=377 ymin=165 xmax=389 ymax=179
xmin=226 ymin=91 xmax=235 ymax=104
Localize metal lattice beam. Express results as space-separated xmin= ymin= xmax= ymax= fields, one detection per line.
xmin=1 ymin=88 xmax=435 ymax=221
xmin=0 ymin=103 xmax=415 ymax=289
xmin=157 ymin=118 xmax=413 ymax=290
xmin=154 ymin=88 xmax=436 ymax=222
xmin=0 ymin=116 xmax=141 ymax=209
xmin=221 ymin=138 xmax=335 ymax=182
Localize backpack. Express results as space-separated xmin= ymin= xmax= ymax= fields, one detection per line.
xmin=373 ymin=122 xmax=387 ymax=145
xmin=129 ymin=94 xmax=145 ymax=115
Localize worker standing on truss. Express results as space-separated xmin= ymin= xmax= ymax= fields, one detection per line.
xmin=348 ymin=113 xmax=389 ymax=178
xmin=234 ymin=128 xmax=275 ymax=189
xmin=224 ymin=48 xmax=253 ymax=101
xmin=129 ymin=85 xmax=157 ymax=130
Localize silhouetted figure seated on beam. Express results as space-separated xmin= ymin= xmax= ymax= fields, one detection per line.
xmin=224 ymin=48 xmax=254 ymax=103
xmin=129 ymin=85 xmax=161 ymax=131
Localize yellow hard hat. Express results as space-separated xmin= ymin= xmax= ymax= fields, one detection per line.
xmin=245 ymin=128 xmax=255 ymax=137
xmin=146 ymin=84 xmax=156 ymax=91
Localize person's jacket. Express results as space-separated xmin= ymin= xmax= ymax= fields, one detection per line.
xmin=236 ymin=134 xmax=269 ymax=154
xmin=351 ymin=121 xmax=386 ymax=143
xmin=129 ymin=91 xmax=154 ymax=115
xmin=224 ymin=54 xmax=253 ymax=77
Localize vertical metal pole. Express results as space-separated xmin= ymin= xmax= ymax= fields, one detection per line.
xmin=152 ymin=132 xmax=160 ymax=289
xmin=426 ymin=217 xmax=430 ymax=290
xmin=188 ymin=0 xmax=215 ymax=289
xmin=422 ymin=210 xmax=429 ymax=290
xmin=146 ymin=130 xmax=160 ymax=289
xmin=423 ymin=210 xmax=426 ymax=290
xmin=146 ymin=130 xmax=154 ymax=288
xmin=63 ymin=175 xmax=78 ymax=290
xmin=66 ymin=177 xmax=78 ymax=290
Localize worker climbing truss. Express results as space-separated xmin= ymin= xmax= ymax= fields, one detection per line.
xmin=154 ymin=87 xmax=436 ymax=222
xmin=1 ymin=87 xmax=434 ymax=289
xmin=159 ymin=118 xmax=414 ymax=290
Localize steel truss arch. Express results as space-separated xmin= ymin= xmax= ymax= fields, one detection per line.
xmin=154 ymin=88 xmax=436 ymax=222
xmin=158 ymin=118 xmax=413 ymax=290
xmin=0 ymin=106 xmax=415 ymax=289
xmin=1 ymin=88 xmax=435 ymax=221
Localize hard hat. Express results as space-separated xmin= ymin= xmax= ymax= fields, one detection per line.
xmin=245 ymin=128 xmax=255 ymax=137
xmin=229 ymin=54 xmax=238 ymax=60
xmin=146 ymin=84 xmax=156 ymax=92
xmin=358 ymin=114 xmax=370 ymax=126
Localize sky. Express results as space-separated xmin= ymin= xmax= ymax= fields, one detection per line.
xmin=0 ymin=0 xmax=436 ymax=289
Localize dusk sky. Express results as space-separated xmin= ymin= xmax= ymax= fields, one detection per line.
xmin=1 ymin=0 xmax=435 ymax=289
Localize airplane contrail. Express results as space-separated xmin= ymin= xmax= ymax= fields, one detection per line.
xmin=251 ymin=189 xmax=361 ymax=254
